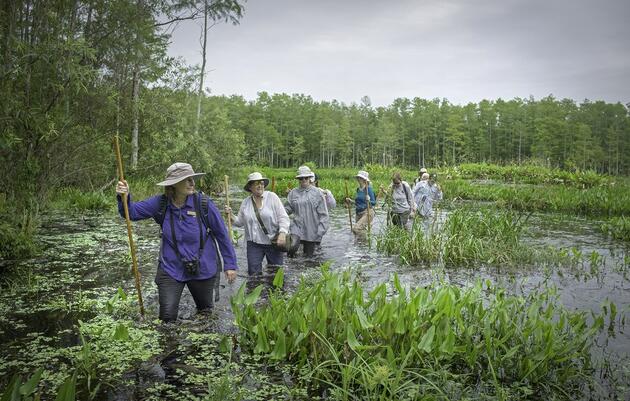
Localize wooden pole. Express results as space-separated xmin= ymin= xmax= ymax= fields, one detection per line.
xmin=224 ymin=175 xmax=233 ymax=243
xmin=365 ymin=185 xmax=372 ymax=239
xmin=344 ymin=179 xmax=353 ymax=232
xmin=271 ymin=176 xmax=276 ymax=193
xmin=114 ymin=135 xmax=145 ymax=317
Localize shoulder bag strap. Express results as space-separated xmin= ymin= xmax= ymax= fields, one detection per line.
xmin=251 ymin=195 xmax=270 ymax=236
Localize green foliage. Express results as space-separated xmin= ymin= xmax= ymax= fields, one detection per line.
xmin=600 ymin=216 xmax=630 ymax=241
xmin=232 ymin=267 xmax=604 ymax=400
xmin=0 ymin=196 xmax=39 ymax=261
xmin=443 ymin=179 xmax=630 ymax=216
xmin=48 ymin=188 xmax=111 ymax=212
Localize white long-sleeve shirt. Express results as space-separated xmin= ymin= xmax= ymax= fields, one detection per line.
xmin=232 ymin=191 xmax=290 ymax=244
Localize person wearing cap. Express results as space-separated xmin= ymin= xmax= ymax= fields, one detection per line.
xmin=345 ymin=170 xmax=376 ymax=234
xmin=285 ymin=166 xmax=330 ymax=257
xmin=311 ymin=173 xmax=336 ymax=210
xmin=414 ymin=167 xmax=428 ymax=184
xmin=224 ymin=172 xmax=290 ymax=275
xmin=384 ymin=172 xmax=415 ymax=228
xmin=115 ymin=162 xmax=237 ymax=322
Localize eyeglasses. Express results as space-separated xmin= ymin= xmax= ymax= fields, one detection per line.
xmin=186 ymin=177 xmax=195 ymax=183
xmin=298 ymin=177 xmax=310 ymax=181
xmin=251 ymin=180 xmax=265 ymax=186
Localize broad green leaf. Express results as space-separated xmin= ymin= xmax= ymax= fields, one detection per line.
xmin=19 ymin=368 xmax=42 ymax=396
xmin=346 ymin=324 xmax=361 ymax=350
xmin=244 ymin=285 xmax=263 ymax=306
xmin=418 ymin=325 xmax=435 ymax=353
xmin=270 ymin=331 xmax=286 ymax=360
xmin=55 ymin=373 xmax=76 ymax=401
xmin=273 ymin=268 xmax=284 ymax=288
xmin=355 ymin=307 xmax=372 ymax=329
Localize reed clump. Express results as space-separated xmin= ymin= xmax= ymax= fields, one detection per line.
xmin=232 ymin=266 xmax=604 ymax=400
xmin=378 ymin=207 xmax=542 ymax=267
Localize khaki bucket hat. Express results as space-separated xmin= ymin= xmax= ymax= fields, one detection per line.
xmin=156 ymin=162 xmax=206 ymax=186
xmin=295 ymin=165 xmax=315 ymax=179
xmin=355 ymin=170 xmax=370 ymax=182
xmin=244 ymin=172 xmax=270 ymax=192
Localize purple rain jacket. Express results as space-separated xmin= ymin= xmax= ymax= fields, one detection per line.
xmin=117 ymin=193 xmax=237 ymax=282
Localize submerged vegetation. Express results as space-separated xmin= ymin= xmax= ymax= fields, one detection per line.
xmin=600 ymin=216 xmax=630 ymax=241
xmin=233 ymin=266 xmax=607 ymax=400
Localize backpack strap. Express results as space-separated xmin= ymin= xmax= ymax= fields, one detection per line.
xmin=155 ymin=194 xmax=168 ymax=227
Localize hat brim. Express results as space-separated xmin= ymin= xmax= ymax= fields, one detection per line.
xmin=355 ymin=175 xmax=370 ymax=182
xmin=244 ymin=178 xmax=270 ymax=192
xmin=156 ymin=172 xmax=206 ymax=186
xmin=295 ymin=173 xmax=315 ymax=179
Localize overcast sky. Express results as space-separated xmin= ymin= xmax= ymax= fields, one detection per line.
xmin=166 ymin=0 xmax=630 ymax=107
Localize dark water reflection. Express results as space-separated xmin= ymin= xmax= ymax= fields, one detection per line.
xmin=1 ymin=191 xmax=628 ymax=396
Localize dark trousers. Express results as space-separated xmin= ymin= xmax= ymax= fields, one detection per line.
xmin=388 ymin=211 xmax=410 ymax=227
xmin=246 ymin=241 xmax=284 ymax=275
xmin=300 ymin=240 xmax=319 ymax=257
xmin=155 ymin=266 xmax=216 ymax=322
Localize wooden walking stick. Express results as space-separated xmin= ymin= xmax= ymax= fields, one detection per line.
xmin=224 ymin=175 xmax=234 ymax=243
xmin=344 ymin=179 xmax=353 ymax=232
xmin=365 ymin=186 xmax=372 ymax=239
xmin=114 ymin=135 xmax=145 ymax=317
xmin=271 ymin=176 xmax=276 ymax=193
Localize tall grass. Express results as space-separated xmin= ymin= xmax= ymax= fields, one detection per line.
xmin=232 ymin=266 xmax=604 ymax=400
xmin=443 ymin=179 xmax=630 ymax=216
xmin=377 ymin=207 xmax=543 ymax=267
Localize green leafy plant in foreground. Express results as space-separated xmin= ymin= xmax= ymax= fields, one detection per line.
xmin=232 ymin=266 xmax=605 ymax=400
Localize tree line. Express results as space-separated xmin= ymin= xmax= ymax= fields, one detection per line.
xmin=2 ymin=0 xmax=629 ymax=204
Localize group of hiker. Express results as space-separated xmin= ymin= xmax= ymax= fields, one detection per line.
xmin=115 ymin=163 xmax=441 ymax=321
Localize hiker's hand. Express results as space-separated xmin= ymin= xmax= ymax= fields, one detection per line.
xmin=116 ymin=180 xmax=129 ymax=195
xmin=225 ymin=269 xmax=236 ymax=284
xmin=276 ymin=232 xmax=286 ymax=247
xmin=410 ymin=209 xmax=416 ymax=218
xmin=223 ymin=206 xmax=232 ymax=215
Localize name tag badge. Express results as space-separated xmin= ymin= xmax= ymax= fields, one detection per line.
xmin=187 ymin=210 xmax=197 ymax=217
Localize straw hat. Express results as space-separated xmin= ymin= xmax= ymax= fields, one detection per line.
xmin=419 ymin=167 xmax=428 ymax=174
xmin=355 ymin=170 xmax=370 ymax=182
xmin=156 ymin=162 xmax=205 ymax=186
xmin=295 ymin=165 xmax=315 ymax=179
xmin=244 ymin=172 xmax=270 ymax=192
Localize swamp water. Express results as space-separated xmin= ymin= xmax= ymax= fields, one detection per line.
xmin=0 ymin=192 xmax=628 ymax=400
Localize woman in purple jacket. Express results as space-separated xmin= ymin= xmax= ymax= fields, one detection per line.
xmin=116 ymin=162 xmax=237 ymax=322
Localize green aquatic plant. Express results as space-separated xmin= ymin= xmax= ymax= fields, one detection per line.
xmin=232 ymin=266 xmax=604 ymax=400
xmin=600 ymin=216 xmax=630 ymax=241
xmin=48 ymin=188 xmax=112 ymax=211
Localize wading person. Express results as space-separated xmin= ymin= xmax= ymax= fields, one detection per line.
xmin=385 ymin=172 xmax=415 ymax=228
xmin=414 ymin=167 xmax=428 ymax=185
xmin=345 ymin=170 xmax=376 ymax=234
xmin=224 ymin=172 xmax=290 ymax=275
xmin=312 ymin=173 xmax=336 ymax=210
xmin=285 ymin=166 xmax=330 ymax=257
xmin=115 ymin=162 xmax=237 ymax=322
xmin=413 ymin=172 xmax=442 ymax=233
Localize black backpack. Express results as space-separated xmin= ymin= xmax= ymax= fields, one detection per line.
xmin=155 ymin=191 xmax=223 ymax=301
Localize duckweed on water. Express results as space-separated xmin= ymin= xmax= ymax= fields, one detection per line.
xmin=233 ymin=266 xmax=606 ymax=400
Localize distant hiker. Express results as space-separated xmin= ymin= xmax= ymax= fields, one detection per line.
xmin=345 ymin=170 xmax=376 ymax=234
xmin=224 ymin=172 xmax=291 ymax=276
xmin=311 ymin=173 xmax=336 ymax=210
xmin=285 ymin=166 xmax=330 ymax=257
xmin=385 ymin=172 xmax=415 ymax=228
xmin=413 ymin=172 xmax=443 ymax=233
xmin=414 ymin=167 xmax=428 ymax=184
xmin=115 ymin=162 xmax=237 ymax=322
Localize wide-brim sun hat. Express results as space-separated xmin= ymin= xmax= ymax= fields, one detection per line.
xmin=244 ymin=172 xmax=270 ymax=192
xmin=295 ymin=165 xmax=315 ymax=179
xmin=355 ymin=170 xmax=370 ymax=182
xmin=156 ymin=162 xmax=206 ymax=186
xmin=419 ymin=167 xmax=428 ymax=174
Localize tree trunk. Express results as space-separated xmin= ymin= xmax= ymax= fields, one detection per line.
xmin=131 ymin=64 xmax=140 ymax=169
xmin=195 ymin=0 xmax=209 ymax=136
